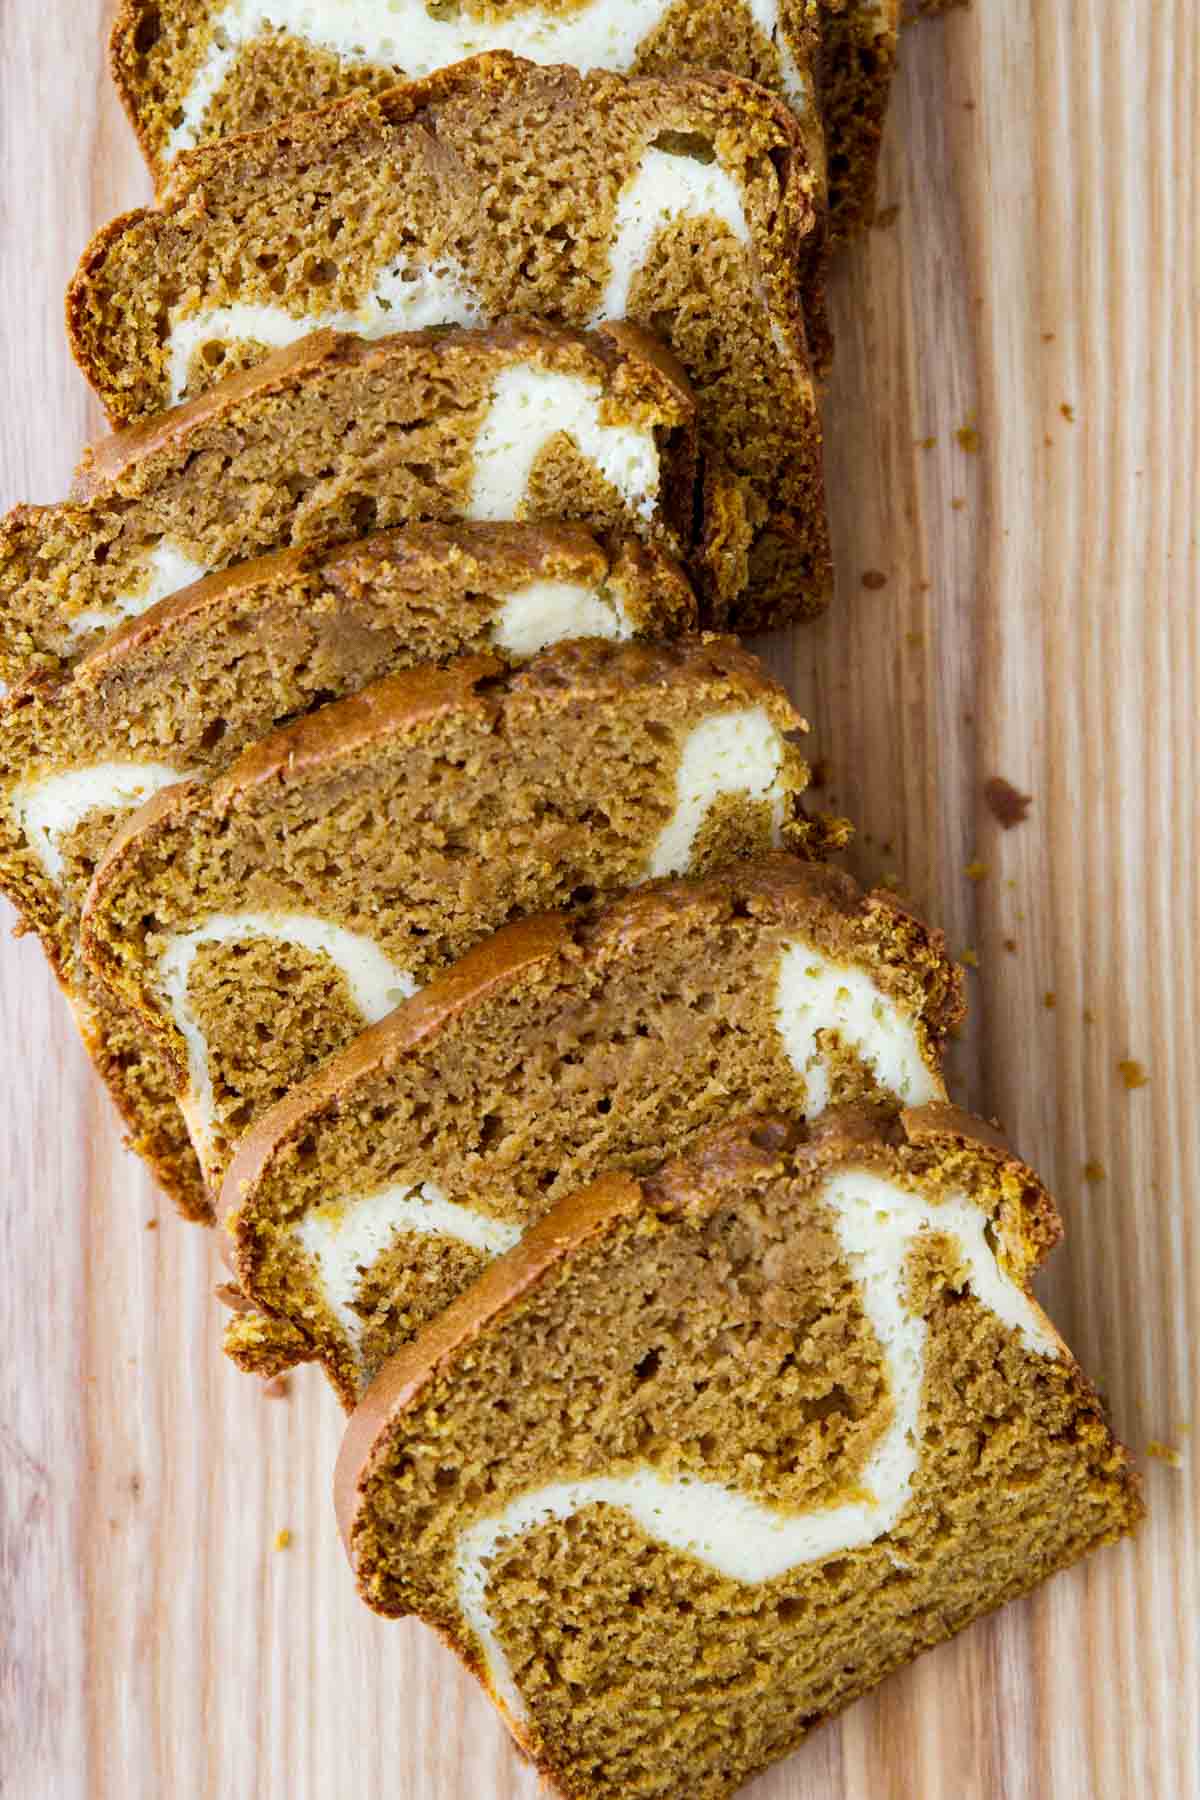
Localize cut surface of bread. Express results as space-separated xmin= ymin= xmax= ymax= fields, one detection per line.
xmin=68 ymin=56 xmax=829 ymax=629
xmin=220 ymin=855 xmax=962 ymax=1407
xmin=819 ymin=0 xmax=901 ymax=231
xmin=0 ymin=522 xmax=691 ymax=1219
xmin=82 ymin=637 xmax=810 ymax=1204
xmin=335 ymin=1105 xmax=1142 ymax=1799
xmin=109 ymin=0 xmax=896 ymax=233
xmin=0 ymin=321 xmax=702 ymax=688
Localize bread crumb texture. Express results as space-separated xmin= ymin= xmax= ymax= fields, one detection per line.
xmin=109 ymin=1 xmax=898 ymax=235
xmin=0 ymin=518 xmax=690 ymax=1220
xmin=224 ymin=855 xmax=963 ymax=1409
xmin=0 ymin=326 xmax=702 ymax=687
xmin=82 ymin=637 xmax=809 ymax=1197
xmin=341 ymin=1108 xmax=1141 ymax=1800
xmin=68 ymin=57 xmax=834 ymax=627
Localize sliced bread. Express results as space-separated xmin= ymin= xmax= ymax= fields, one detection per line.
xmin=0 ymin=523 xmax=692 ymax=1218
xmin=81 ymin=637 xmax=812 ymax=1203
xmin=109 ymin=1 xmax=896 ymax=233
xmin=334 ymin=1104 xmax=1141 ymax=1799
xmin=0 ymin=321 xmax=704 ymax=688
xmin=67 ymin=56 xmax=829 ymax=628
xmin=219 ymin=856 xmax=962 ymax=1406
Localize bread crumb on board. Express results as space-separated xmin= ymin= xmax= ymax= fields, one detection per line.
xmin=984 ymin=777 xmax=1033 ymax=827
xmin=1117 ymin=1059 xmax=1149 ymax=1090
xmin=273 ymin=1529 xmax=292 ymax=1551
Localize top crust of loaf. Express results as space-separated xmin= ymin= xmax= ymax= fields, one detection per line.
xmin=332 ymin=1102 xmax=1068 ymax=1551
xmin=223 ymin=854 xmax=966 ymax=1221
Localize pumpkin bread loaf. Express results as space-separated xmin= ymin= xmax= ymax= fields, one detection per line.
xmin=82 ymin=636 xmax=812 ymax=1204
xmin=0 ymin=321 xmax=707 ymax=688
xmin=335 ymin=1104 xmax=1141 ymax=1798
xmin=0 ymin=523 xmax=693 ymax=1219
xmin=109 ymin=1 xmax=897 ymax=234
xmin=219 ymin=855 xmax=962 ymax=1406
xmin=67 ymin=56 xmax=829 ymax=629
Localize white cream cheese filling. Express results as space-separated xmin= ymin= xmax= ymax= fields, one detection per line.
xmin=455 ymin=1167 xmax=1060 ymax=1725
xmin=297 ymin=1183 xmax=521 ymax=1355
xmin=774 ymin=941 xmax=944 ymax=1116
xmin=68 ymin=541 xmax=208 ymax=642
xmin=468 ymin=367 xmax=661 ymax=525
xmin=594 ymin=147 xmax=753 ymax=323
xmin=489 ymin=578 xmax=634 ymax=659
xmin=155 ymin=911 xmax=415 ymax=1167
xmin=648 ymin=707 xmax=788 ymax=879
xmin=165 ymin=261 xmax=481 ymax=403
xmin=10 ymin=761 xmax=187 ymax=884
xmin=167 ymin=0 xmax=808 ymax=159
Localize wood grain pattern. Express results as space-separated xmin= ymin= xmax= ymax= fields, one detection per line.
xmin=1 ymin=4 xmax=1196 ymax=1795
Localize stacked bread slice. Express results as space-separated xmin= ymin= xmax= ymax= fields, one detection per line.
xmin=0 ymin=10 xmax=1142 ymax=1798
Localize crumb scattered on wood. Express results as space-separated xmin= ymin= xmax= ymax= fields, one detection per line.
xmin=1042 ymin=332 xmax=1056 ymax=343
xmin=1146 ymin=1441 xmax=1183 ymax=1469
xmin=964 ymin=859 xmax=989 ymax=882
xmin=917 ymin=435 xmax=937 ymax=450
xmin=955 ymin=425 xmax=982 ymax=454
xmin=984 ymin=776 xmax=1033 ymax=828
xmin=951 ymin=497 xmax=966 ymax=511
xmin=1083 ymin=1007 xmax=1097 ymax=1025
xmin=262 ymin=1376 xmax=290 ymax=1399
xmin=274 ymin=1529 xmax=292 ymax=1551
xmin=1083 ymin=1160 xmax=1106 ymax=1185
xmin=874 ymin=203 xmax=900 ymax=229
xmin=960 ymin=948 xmax=979 ymax=968
xmin=861 ymin=569 xmax=889 ymax=590
xmin=1060 ymin=402 xmax=1076 ymax=422
xmin=1003 ymin=938 xmax=1017 ymax=953
xmin=1043 ymin=991 xmax=1057 ymax=1009
xmin=145 ymin=1219 xmax=158 ymax=1231
xmin=1117 ymin=1059 xmax=1149 ymax=1090
xmin=905 ymin=630 xmax=925 ymax=649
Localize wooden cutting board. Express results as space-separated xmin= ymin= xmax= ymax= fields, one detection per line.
xmin=2 ymin=4 xmax=1196 ymax=1795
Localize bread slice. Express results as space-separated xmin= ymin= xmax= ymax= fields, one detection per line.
xmin=218 ymin=855 xmax=962 ymax=1406
xmin=334 ymin=1105 xmax=1142 ymax=1798
xmin=820 ymin=0 xmax=901 ymax=232
xmin=67 ymin=56 xmax=829 ymax=630
xmin=0 ymin=321 xmax=704 ymax=689
xmin=0 ymin=523 xmax=693 ymax=1219
xmin=81 ymin=637 xmax=813 ymax=1204
xmin=108 ymin=1 xmax=896 ymax=234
